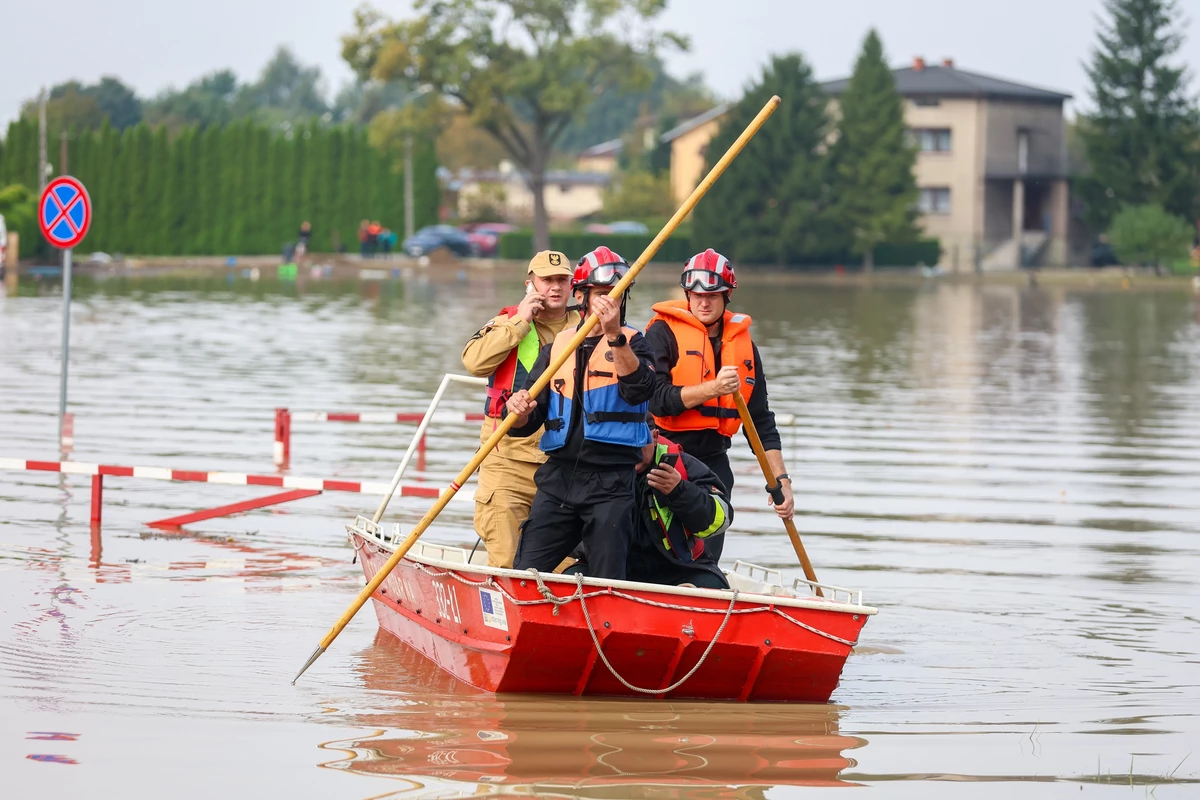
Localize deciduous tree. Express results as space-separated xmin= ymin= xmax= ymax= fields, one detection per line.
xmin=342 ymin=0 xmax=685 ymax=249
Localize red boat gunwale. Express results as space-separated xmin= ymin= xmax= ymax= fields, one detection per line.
xmin=348 ymin=516 xmax=876 ymax=702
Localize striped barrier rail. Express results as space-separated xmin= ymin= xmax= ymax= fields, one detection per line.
xmin=0 ymin=457 xmax=446 ymax=529
xmin=274 ymin=373 xmax=489 ymax=469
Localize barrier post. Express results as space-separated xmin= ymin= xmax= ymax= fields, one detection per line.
xmin=417 ymin=432 xmax=427 ymax=473
xmin=4 ymin=232 xmax=18 ymax=293
xmin=274 ymin=408 xmax=291 ymax=467
xmin=90 ymin=473 xmax=103 ymax=525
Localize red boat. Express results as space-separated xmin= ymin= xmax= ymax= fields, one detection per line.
xmin=348 ymin=515 xmax=876 ymax=702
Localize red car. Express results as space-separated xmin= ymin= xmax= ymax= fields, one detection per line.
xmin=460 ymin=222 xmax=518 ymax=257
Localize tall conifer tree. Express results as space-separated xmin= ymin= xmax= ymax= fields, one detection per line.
xmin=692 ymin=54 xmax=840 ymax=265
xmin=829 ymin=29 xmax=919 ymax=272
xmin=1080 ymin=0 xmax=1200 ymax=228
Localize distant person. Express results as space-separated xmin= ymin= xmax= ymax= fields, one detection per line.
xmin=380 ymin=227 xmax=394 ymax=257
xmin=368 ymin=220 xmax=383 ymax=258
xmin=358 ymin=220 xmax=370 ymax=258
xmin=297 ymin=221 xmax=312 ymax=257
xmin=647 ymin=249 xmax=792 ymax=561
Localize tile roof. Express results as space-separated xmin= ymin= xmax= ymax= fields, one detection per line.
xmin=660 ymin=103 xmax=732 ymax=142
xmin=820 ymin=65 xmax=1071 ymax=102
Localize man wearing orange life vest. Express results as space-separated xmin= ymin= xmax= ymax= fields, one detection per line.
xmin=461 ymin=250 xmax=581 ymax=567
xmin=647 ymin=249 xmax=792 ymax=559
xmin=505 ymin=247 xmax=657 ymax=580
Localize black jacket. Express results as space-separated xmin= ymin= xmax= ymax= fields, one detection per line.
xmin=626 ymin=450 xmax=732 ymax=587
xmin=645 ymin=318 xmax=782 ymax=461
xmin=509 ymin=331 xmax=656 ymax=469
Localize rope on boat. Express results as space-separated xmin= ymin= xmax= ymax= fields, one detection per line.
xmin=570 ymin=571 xmax=740 ymax=695
xmin=403 ymin=560 xmax=859 ymax=648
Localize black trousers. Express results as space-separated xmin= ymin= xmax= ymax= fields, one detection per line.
xmin=694 ymin=451 xmax=734 ymax=561
xmin=513 ymin=462 xmax=636 ymax=580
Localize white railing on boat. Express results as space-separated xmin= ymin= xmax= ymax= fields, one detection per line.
xmin=349 ymin=515 xmax=863 ymax=607
xmin=730 ymin=560 xmax=863 ymax=607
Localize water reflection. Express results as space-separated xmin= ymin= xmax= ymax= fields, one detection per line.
xmin=322 ymin=633 xmax=866 ymax=797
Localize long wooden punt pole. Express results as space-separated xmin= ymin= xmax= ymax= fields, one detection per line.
xmin=292 ymin=95 xmax=782 ymax=684
xmin=731 ymin=390 xmax=822 ymax=596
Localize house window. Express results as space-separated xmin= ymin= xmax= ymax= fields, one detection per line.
xmin=910 ymin=128 xmax=952 ymax=152
xmin=918 ymin=187 xmax=951 ymax=215
xmin=913 ymin=97 xmax=941 ymax=107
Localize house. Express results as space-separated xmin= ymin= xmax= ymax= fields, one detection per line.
xmin=821 ymin=58 xmax=1073 ymax=271
xmin=660 ymin=104 xmax=730 ymax=207
xmin=576 ymin=138 xmax=623 ymax=174
xmin=451 ymin=161 xmax=611 ymax=223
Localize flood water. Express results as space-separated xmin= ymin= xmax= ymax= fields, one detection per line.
xmin=2 ymin=266 xmax=1199 ymax=798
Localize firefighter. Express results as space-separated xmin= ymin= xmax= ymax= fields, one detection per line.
xmin=505 ymin=247 xmax=656 ymax=580
xmin=461 ymin=250 xmax=581 ymax=567
xmin=646 ymin=249 xmax=792 ymax=560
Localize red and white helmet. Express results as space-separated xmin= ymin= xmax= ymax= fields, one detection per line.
xmin=681 ymin=249 xmax=737 ymax=293
xmin=573 ymin=246 xmax=631 ymax=289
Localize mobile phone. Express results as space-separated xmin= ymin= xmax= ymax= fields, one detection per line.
xmin=659 ymin=453 xmax=679 ymax=469
xmin=525 ymin=281 xmax=535 ymax=295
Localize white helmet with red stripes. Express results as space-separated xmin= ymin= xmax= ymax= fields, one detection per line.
xmin=681 ymin=249 xmax=737 ymax=293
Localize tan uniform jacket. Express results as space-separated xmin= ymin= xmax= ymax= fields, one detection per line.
xmin=461 ymin=308 xmax=580 ymax=463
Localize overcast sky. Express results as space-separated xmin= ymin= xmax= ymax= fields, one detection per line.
xmin=4 ymin=0 xmax=1198 ymax=126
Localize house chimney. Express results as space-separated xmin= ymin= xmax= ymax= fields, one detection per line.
xmin=913 ymin=57 xmax=926 ymax=71
xmin=942 ymin=57 xmax=954 ymax=68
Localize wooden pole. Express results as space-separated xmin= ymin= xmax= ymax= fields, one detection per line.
xmin=731 ymin=391 xmax=822 ymax=596
xmin=4 ymin=232 xmax=18 ymax=294
xmin=291 ymin=95 xmax=783 ymax=684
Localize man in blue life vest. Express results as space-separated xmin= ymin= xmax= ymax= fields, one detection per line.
xmin=571 ymin=417 xmax=733 ymax=589
xmin=505 ymin=247 xmax=656 ymax=580
xmin=647 ymin=249 xmax=792 ymax=561
xmin=461 ymin=250 xmax=581 ymax=567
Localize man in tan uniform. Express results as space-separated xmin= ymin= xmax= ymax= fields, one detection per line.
xmin=462 ymin=250 xmax=581 ymax=567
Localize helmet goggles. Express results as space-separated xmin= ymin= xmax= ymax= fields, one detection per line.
xmin=579 ymin=261 xmax=629 ymax=287
xmin=680 ymin=268 xmax=733 ymax=293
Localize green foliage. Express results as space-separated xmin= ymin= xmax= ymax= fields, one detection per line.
xmin=0 ymin=183 xmax=39 ymax=251
xmin=343 ymin=0 xmax=687 ymax=248
xmin=828 ymin=30 xmax=919 ymax=271
xmin=1079 ymin=0 xmax=1200 ymax=228
xmin=603 ymin=171 xmax=675 ymax=220
xmin=499 ymin=231 xmax=693 ymax=263
xmin=692 ymin=54 xmax=845 ymax=265
xmin=20 ymin=77 xmax=144 ymax=132
xmin=0 ymin=118 xmax=438 ymax=255
xmin=1107 ymin=203 xmax=1193 ymax=266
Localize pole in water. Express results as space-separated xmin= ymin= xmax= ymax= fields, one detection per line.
xmin=58 ymin=247 xmax=72 ymax=451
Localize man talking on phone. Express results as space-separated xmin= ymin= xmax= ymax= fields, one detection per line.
xmin=461 ymin=250 xmax=580 ymax=567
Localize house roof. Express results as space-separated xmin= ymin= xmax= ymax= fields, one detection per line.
xmin=819 ymin=64 xmax=1071 ymax=103
xmin=579 ymin=138 xmax=623 ymax=158
xmin=660 ymin=103 xmax=731 ymax=143
xmin=446 ymin=167 xmax=610 ymax=190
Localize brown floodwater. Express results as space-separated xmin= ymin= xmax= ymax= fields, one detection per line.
xmin=2 ymin=266 xmax=1199 ymax=798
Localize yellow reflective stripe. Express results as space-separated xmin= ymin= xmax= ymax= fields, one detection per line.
xmin=694 ymin=495 xmax=727 ymax=538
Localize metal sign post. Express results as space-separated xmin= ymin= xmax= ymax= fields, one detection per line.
xmin=38 ymin=176 xmax=91 ymax=452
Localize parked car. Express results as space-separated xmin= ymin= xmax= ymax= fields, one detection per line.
xmin=583 ymin=222 xmax=612 ymax=234
xmin=608 ymin=220 xmax=649 ymax=235
xmin=403 ymin=225 xmax=478 ymax=258
xmin=1090 ymin=240 xmax=1120 ymax=267
xmin=460 ymin=222 xmax=518 ymax=257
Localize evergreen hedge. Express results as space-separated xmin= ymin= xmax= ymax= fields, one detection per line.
xmin=0 ymin=119 xmax=439 ymax=256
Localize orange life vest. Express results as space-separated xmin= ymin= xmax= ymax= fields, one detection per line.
xmin=540 ymin=325 xmax=650 ymax=452
xmin=649 ymin=300 xmax=755 ymax=437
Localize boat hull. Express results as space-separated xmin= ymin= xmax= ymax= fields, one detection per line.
xmin=355 ymin=533 xmax=870 ymax=702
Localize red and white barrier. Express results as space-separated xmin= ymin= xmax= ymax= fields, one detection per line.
xmin=0 ymin=457 xmax=447 ymax=528
xmin=274 ymin=373 xmax=489 ymax=468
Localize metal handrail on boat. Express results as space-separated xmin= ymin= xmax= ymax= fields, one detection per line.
xmin=731 ymin=560 xmax=863 ymax=607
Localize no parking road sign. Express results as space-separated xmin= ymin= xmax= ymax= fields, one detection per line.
xmin=39 ymin=176 xmax=91 ymax=249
